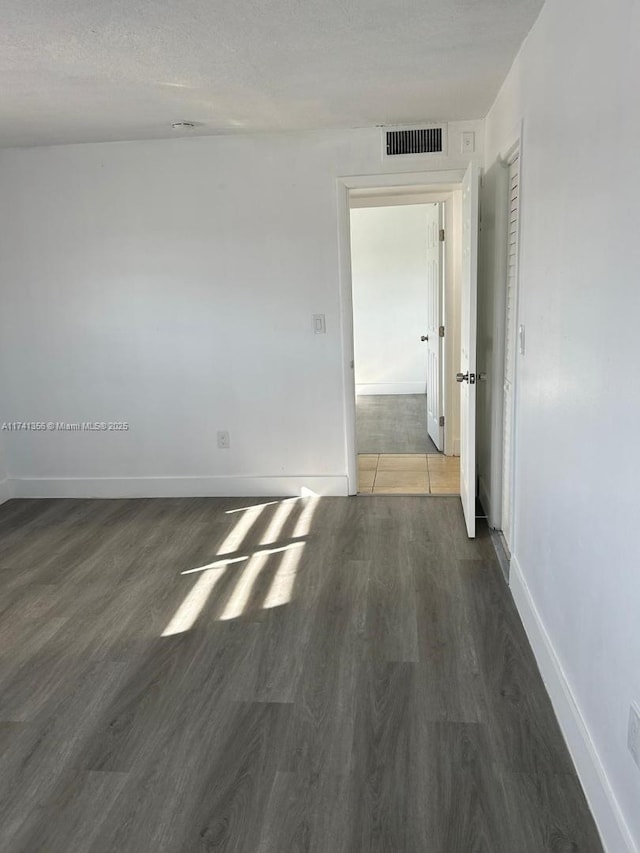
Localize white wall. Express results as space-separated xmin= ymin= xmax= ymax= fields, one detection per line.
xmin=350 ymin=203 xmax=435 ymax=395
xmin=0 ymin=122 xmax=483 ymax=497
xmin=0 ymin=392 xmax=9 ymax=503
xmin=0 ymin=435 xmax=9 ymax=504
xmin=481 ymin=1 xmax=640 ymax=850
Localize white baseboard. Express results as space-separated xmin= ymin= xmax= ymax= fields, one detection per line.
xmin=510 ymin=556 xmax=638 ymax=853
xmin=0 ymin=477 xmax=12 ymax=505
xmin=9 ymin=475 xmax=349 ymax=499
xmin=356 ymin=382 xmax=425 ymax=396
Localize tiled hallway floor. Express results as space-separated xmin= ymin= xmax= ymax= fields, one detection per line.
xmin=358 ymin=453 xmax=460 ymax=495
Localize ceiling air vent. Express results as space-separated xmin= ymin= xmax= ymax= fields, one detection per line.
xmin=384 ymin=126 xmax=446 ymax=158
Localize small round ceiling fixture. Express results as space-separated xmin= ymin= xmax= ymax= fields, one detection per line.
xmin=171 ymin=121 xmax=197 ymax=130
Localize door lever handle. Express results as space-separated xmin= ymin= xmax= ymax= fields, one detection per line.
xmin=420 ymin=335 xmax=428 ymax=342
xmin=456 ymin=372 xmax=476 ymax=384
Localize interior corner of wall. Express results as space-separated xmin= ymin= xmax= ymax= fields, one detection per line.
xmin=478 ymin=475 xmax=491 ymax=522
xmin=0 ymin=477 xmax=12 ymax=505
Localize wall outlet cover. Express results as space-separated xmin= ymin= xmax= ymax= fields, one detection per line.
xmin=217 ymin=430 xmax=230 ymax=449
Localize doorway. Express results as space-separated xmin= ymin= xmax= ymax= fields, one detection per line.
xmin=337 ymin=166 xmax=481 ymax=536
xmin=347 ymin=192 xmax=459 ymax=495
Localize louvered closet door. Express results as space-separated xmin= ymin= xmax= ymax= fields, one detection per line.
xmin=501 ymin=153 xmax=520 ymax=550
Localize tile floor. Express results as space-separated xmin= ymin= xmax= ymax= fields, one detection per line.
xmin=358 ymin=453 xmax=460 ymax=495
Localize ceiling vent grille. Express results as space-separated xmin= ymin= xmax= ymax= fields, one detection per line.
xmin=384 ymin=126 xmax=445 ymax=157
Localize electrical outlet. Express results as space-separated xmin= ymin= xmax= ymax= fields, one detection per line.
xmin=217 ymin=430 xmax=230 ymax=449
xmin=629 ymin=704 xmax=640 ymax=771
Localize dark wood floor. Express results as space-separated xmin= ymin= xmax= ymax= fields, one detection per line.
xmin=0 ymin=496 xmax=602 ymax=852
xmin=356 ymin=394 xmax=440 ymax=454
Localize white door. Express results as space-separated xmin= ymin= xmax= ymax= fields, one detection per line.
xmin=459 ymin=164 xmax=480 ymax=537
xmin=501 ymin=153 xmax=520 ymax=551
xmin=425 ymin=203 xmax=443 ymax=450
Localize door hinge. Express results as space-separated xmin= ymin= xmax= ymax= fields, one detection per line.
xmin=438 ymin=325 xmax=445 ymax=338
xmin=439 ymin=415 xmax=445 ymax=427
xmin=439 ymin=228 xmax=445 ymax=242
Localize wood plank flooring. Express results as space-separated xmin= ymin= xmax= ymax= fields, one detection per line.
xmin=0 ymin=496 xmax=603 ymax=852
xmin=356 ymin=394 xmax=440 ymax=455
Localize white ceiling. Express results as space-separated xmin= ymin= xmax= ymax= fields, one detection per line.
xmin=0 ymin=0 xmax=544 ymax=148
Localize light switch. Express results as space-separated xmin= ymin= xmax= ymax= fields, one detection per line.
xmin=461 ymin=132 xmax=475 ymax=154
xmin=313 ymin=314 xmax=326 ymax=334
xmin=518 ymin=324 xmax=526 ymax=355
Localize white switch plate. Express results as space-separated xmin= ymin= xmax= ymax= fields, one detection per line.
xmin=461 ymin=131 xmax=475 ymax=154
xmin=217 ymin=430 xmax=230 ymax=449
xmin=313 ymin=314 xmax=326 ymax=334
xmin=628 ymin=704 xmax=640 ymax=771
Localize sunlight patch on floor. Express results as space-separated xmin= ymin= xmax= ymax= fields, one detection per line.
xmin=180 ymin=542 xmax=303 ymax=575
xmin=161 ymin=495 xmax=320 ymax=636
xmin=259 ymin=498 xmax=295 ymax=545
xmin=217 ymin=553 xmax=268 ymax=622
xmin=220 ymin=499 xmax=298 ymax=620
xmin=225 ymin=498 xmax=287 ymax=515
xmin=161 ymin=500 xmax=266 ymax=636
xmin=292 ymin=495 xmax=319 ymax=537
xmin=261 ymin=545 xmax=303 ymax=611
xmin=220 ymin=501 xmax=268 ymax=549
xmin=161 ymin=567 xmax=227 ymax=637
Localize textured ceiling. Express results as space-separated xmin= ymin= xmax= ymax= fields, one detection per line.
xmin=0 ymin=0 xmax=544 ymax=147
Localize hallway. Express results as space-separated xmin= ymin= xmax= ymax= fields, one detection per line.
xmin=0 ymin=496 xmax=602 ymax=852
xmin=356 ymin=394 xmax=440 ymax=455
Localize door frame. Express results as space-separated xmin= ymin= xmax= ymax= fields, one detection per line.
xmin=336 ymin=169 xmax=466 ymax=495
